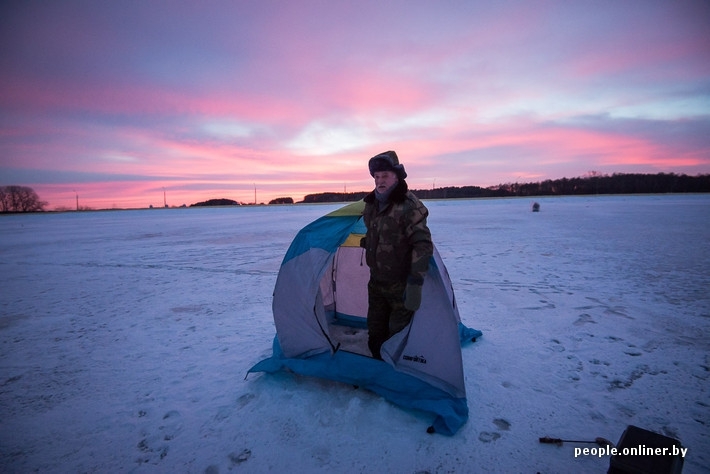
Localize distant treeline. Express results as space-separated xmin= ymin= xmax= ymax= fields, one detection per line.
xmin=190 ymin=198 xmax=239 ymax=207
xmin=301 ymin=173 xmax=710 ymax=203
xmin=191 ymin=197 xmax=295 ymax=206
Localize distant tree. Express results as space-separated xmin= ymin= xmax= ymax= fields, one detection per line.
xmin=301 ymin=191 xmax=368 ymax=203
xmin=0 ymin=185 xmax=47 ymax=212
xmin=190 ymin=198 xmax=239 ymax=207
xmin=269 ymin=197 xmax=294 ymax=204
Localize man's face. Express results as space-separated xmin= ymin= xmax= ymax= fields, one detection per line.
xmin=374 ymin=171 xmax=398 ymax=193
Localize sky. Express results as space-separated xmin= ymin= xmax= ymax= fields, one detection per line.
xmin=1 ymin=1 xmax=709 ymax=209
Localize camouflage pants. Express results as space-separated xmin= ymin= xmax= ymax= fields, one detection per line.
xmin=367 ymin=278 xmax=413 ymax=360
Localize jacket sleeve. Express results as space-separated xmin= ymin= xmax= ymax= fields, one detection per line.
xmin=406 ymin=200 xmax=433 ymax=284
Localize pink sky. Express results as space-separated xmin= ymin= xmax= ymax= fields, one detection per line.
xmin=1 ymin=1 xmax=709 ymax=209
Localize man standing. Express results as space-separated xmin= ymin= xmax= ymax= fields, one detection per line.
xmin=361 ymin=151 xmax=434 ymax=360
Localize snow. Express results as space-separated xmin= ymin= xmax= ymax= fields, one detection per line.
xmin=1 ymin=195 xmax=708 ymax=473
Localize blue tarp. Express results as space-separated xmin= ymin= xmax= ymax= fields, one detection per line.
xmin=249 ymin=337 xmax=470 ymax=436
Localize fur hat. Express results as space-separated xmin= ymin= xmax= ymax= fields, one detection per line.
xmin=368 ymin=150 xmax=407 ymax=179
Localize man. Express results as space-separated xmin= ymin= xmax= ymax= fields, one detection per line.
xmin=360 ymin=150 xmax=434 ymax=360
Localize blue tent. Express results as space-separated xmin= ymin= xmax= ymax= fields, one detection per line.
xmin=249 ymin=201 xmax=481 ymax=435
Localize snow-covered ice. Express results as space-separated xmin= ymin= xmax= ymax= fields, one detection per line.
xmin=1 ymin=195 xmax=708 ymax=473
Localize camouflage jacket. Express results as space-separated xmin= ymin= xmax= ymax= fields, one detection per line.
xmin=361 ymin=180 xmax=433 ymax=284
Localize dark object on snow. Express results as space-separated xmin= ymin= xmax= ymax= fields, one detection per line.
xmin=531 ymin=202 xmax=540 ymax=212
xmin=608 ymin=425 xmax=684 ymax=474
xmin=539 ymin=436 xmax=613 ymax=447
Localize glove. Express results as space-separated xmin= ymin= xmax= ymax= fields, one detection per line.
xmin=404 ymin=281 xmax=423 ymax=311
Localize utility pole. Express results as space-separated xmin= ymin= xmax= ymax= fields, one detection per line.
xmin=74 ymin=190 xmax=79 ymax=211
xmin=163 ymin=188 xmax=167 ymax=208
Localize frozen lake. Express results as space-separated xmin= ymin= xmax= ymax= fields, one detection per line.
xmin=1 ymin=194 xmax=709 ymax=473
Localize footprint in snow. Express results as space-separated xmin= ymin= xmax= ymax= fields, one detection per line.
xmin=134 ymin=410 xmax=182 ymax=464
xmin=238 ymin=392 xmax=256 ymax=408
xmin=573 ymin=313 xmax=597 ymax=326
xmin=493 ymin=418 xmax=511 ymax=430
xmin=479 ymin=431 xmax=501 ymax=443
xmin=229 ymin=449 xmax=252 ymax=465
xmin=160 ymin=410 xmax=183 ymax=440
xmin=563 ymin=355 xmax=584 ymax=381
xmin=548 ymin=339 xmax=566 ymax=352
xmin=135 ymin=435 xmax=169 ymax=464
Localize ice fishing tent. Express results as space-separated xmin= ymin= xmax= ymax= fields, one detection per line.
xmin=249 ymin=200 xmax=481 ymax=435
